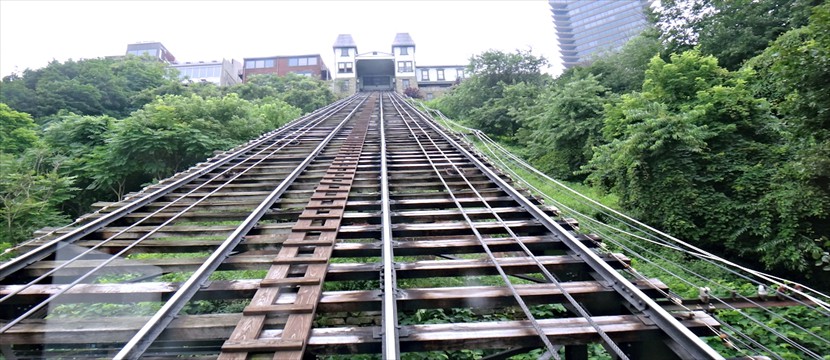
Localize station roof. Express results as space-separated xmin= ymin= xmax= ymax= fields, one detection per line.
xmin=333 ymin=34 xmax=358 ymax=49
xmin=392 ymin=33 xmax=415 ymax=47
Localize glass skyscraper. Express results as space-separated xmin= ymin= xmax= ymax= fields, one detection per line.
xmin=550 ymin=0 xmax=650 ymax=68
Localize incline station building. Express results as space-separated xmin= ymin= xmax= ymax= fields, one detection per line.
xmin=332 ymin=33 xmax=466 ymax=98
xmin=122 ymin=32 xmax=466 ymax=98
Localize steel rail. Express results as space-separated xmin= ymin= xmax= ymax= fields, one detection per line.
xmin=379 ymin=93 xmax=401 ymax=359
xmin=398 ymin=92 xmax=724 ymax=359
xmin=471 ymin=132 xmax=830 ymax=357
xmin=0 ymin=95 xmax=363 ymax=335
xmin=463 ymin=120 xmax=830 ymax=312
xmin=468 ymin=123 xmax=830 ymax=358
xmin=386 ymin=94 xmax=561 ymax=357
xmin=0 ymin=96 xmax=359 ymax=309
xmin=0 ymin=95 xmax=354 ymax=280
xmin=113 ymin=93 xmax=371 ymax=359
xmin=388 ymin=94 xmax=631 ymax=359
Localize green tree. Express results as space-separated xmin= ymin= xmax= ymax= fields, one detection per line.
xmin=0 ymin=103 xmax=39 ymax=154
xmin=435 ymin=49 xmax=549 ymax=138
xmin=0 ymin=150 xmax=75 ymax=245
xmin=527 ymin=75 xmax=612 ymax=180
xmin=87 ymin=94 xmax=300 ymax=199
xmin=0 ymin=74 xmax=38 ymax=116
xmin=658 ymin=0 xmax=821 ymax=70
xmin=229 ymin=73 xmax=335 ymax=114
xmin=746 ymin=2 xmax=830 ymax=269
xmin=587 ymin=50 xmax=822 ymax=271
xmin=41 ymin=112 xmax=116 ymax=213
xmin=0 ymin=57 xmax=178 ymax=120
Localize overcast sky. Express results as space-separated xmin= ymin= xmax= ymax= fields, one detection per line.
xmin=0 ymin=1 xmax=562 ymax=78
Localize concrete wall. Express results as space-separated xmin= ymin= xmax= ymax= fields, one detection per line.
xmin=396 ymin=76 xmax=417 ymax=93
xmin=418 ymin=85 xmax=453 ymax=100
xmin=333 ymin=78 xmax=357 ymax=97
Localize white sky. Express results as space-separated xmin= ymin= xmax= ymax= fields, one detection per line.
xmin=0 ymin=0 xmax=563 ymax=79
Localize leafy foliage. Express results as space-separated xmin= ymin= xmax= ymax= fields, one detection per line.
xmin=657 ymin=0 xmax=821 ymax=69
xmin=586 ymin=50 xmax=822 ymax=271
xmin=0 ymin=55 xmax=323 ymax=247
xmin=229 ymin=73 xmax=335 ymax=113
xmin=435 ymin=49 xmax=550 ymax=138
xmin=0 ymin=151 xmax=75 ymax=244
xmin=88 ymin=94 xmax=300 ymax=199
xmin=526 ymin=74 xmax=612 ymax=180
xmin=0 ymin=56 xmax=177 ymax=119
xmin=0 ymin=103 xmax=39 ymax=154
xmin=745 ymin=1 xmax=830 ymax=273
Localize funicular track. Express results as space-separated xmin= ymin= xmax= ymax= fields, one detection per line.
xmin=0 ymin=92 xmax=724 ymax=359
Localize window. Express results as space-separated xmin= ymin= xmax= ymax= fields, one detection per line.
xmin=457 ymin=68 xmax=465 ymax=79
xmin=176 ymin=66 xmax=223 ymax=79
xmin=400 ymin=47 xmax=408 ymax=55
xmin=127 ymin=49 xmax=158 ymax=57
xmin=402 ymin=79 xmax=410 ymax=88
xmin=245 ymin=59 xmax=274 ymax=69
xmin=338 ymin=62 xmax=353 ymax=73
xmin=340 ymin=48 xmax=349 ymax=57
xmin=289 ymin=57 xmax=318 ymax=67
xmin=437 ymin=69 xmax=445 ymax=81
xmin=292 ymin=71 xmax=313 ymax=77
xmin=397 ymin=61 xmax=413 ymax=73
xmin=421 ymin=69 xmax=430 ymax=81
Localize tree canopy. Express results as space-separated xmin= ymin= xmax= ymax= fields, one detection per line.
xmin=428 ymin=0 xmax=830 ymax=281
xmin=0 ymin=55 xmax=333 ymax=249
xmin=434 ymin=49 xmax=550 ymax=138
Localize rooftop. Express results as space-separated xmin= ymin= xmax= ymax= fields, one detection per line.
xmin=333 ymin=34 xmax=357 ymax=48
xmin=391 ymin=33 xmax=415 ymax=47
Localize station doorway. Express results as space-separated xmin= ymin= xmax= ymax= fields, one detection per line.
xmin=356 ymin=58 xmax=394 ymax=91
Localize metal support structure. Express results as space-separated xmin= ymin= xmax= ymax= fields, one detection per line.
xmin=379 ymin=93 xmax=401 ymax=359
xmin=0 ymin=92 xmax=748 ymax=359
xmin=113 ymin=95 xmax=370 ymax=359
xmin=0 ymin=95 xmax=360 ymax=334
xmin=400 ymin=93 xmax=724 ymax=360
xmin=0 ymin=96 xmax=352 ymax=280
xmin=386 ymin=94 xmax=561 ymax=356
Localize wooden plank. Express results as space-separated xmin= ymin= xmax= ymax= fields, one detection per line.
xmin=67 ymin=234 xmax=590 ymax=257
xmin=243 ymin=303 xmax=315 ymax=315
xmin=2 ymin=278 xmax=660 ymax=311
xmin=259 ymin=277 xmax=322 ymax=287
xmin=20 ymin=254 xmax=627 ymax=279
xmin=220 ymin=103 xmax=374 ymax=360
xmin=1 ymin=312 xmax=719 ymax=352
xmin=222 ymin=339 xmax=304 ymax=351
xmin=0 ymin=313 xmax=280 ymax=344
xmin=302 ymin=312 xmax=721 ymax=354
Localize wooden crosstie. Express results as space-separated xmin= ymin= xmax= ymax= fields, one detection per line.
xmin=219 ymin=96 xmax=376 ymax=359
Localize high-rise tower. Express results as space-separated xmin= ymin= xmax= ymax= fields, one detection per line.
xmin=550 ymin=0 xmax=650 ymax=69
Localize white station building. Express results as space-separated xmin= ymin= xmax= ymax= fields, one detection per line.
xmin=332 ymin=33 xmax=465 ymax=97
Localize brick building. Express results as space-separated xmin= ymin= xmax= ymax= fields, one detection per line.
xmin=242 ymin=54 xmax=331 ymax=82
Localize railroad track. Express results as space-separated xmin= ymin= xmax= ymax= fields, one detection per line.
xmin=0 ymin=92 xmax=724 ymax=359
